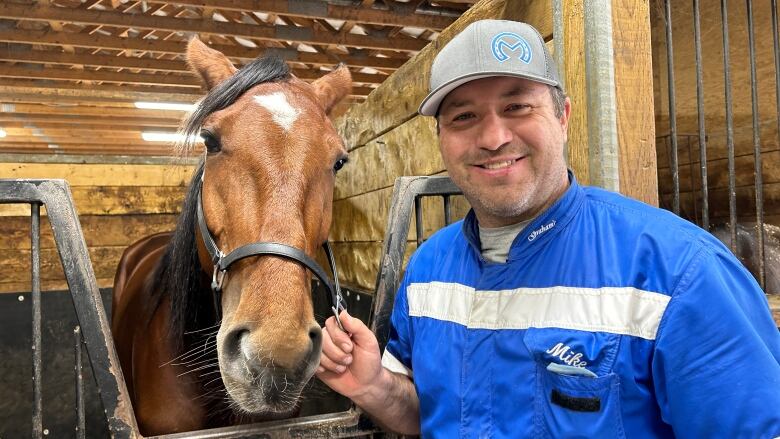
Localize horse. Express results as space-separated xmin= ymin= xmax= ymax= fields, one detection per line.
xmin=110 ymin=37 xmax=352 ymax=435
xmin=711 ymin=222 xmax=780 ymax=295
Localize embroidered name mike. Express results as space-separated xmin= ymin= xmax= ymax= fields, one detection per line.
xmin=527 ymin=220 xmax=556 ymax=242
xmin=546 ymin=342 xmax=588 ymax=368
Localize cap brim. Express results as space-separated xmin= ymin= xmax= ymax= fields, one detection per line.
xmin=418 ymin=71 xmax=559 ymax=116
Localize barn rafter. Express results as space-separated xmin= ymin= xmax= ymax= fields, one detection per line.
xmin=0 ymin=0 xmax=474 ymax=156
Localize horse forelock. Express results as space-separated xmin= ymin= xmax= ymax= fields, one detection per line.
xmin=176 ymin=55 xmax=292 ymax=156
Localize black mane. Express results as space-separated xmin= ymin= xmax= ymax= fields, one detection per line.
xmin=154 ymin=55 xmax=292 ymax=352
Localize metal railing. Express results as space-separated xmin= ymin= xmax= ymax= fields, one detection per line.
xmin=658 ymin=0 xmax=780 ymax=292
xmin=0 ymin=178 xmax=383 ymax=438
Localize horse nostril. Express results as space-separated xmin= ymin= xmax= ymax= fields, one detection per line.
xmin=224 ymin=327 xmax=250 ymax=361
xmin=308 ymin=325 xmax=322 ymax=346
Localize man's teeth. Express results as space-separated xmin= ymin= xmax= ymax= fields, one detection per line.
xmin=482 ymin=160 xmax=515 ymax=170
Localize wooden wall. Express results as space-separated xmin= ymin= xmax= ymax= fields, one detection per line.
xmin=332 ymin=0 xmax=658 ymax=292
xmin=0 ymin=158 xmax=195 ymax=293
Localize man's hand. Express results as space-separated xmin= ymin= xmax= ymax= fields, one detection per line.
xmin=316 ymin=310 xmax=421 ymax=435
xmin=316 ymin=310 xmax=382 ymax=401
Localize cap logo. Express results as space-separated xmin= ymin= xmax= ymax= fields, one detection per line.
xmin=491 ymin=32 xmax=533 ymax=64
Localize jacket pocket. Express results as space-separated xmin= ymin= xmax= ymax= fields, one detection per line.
xmin=533 ymin=363 xmax=625 ymax=439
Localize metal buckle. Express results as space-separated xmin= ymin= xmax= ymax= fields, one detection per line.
xmin=331 ymin=299 xmax=346 ymax=332
xmin=211 ymin=264 xmax=227 ymax=292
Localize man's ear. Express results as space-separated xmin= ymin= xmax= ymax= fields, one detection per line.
xmin=186 ymin=37 xmax=237 ymax=90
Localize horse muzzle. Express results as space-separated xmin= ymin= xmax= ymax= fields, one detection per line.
xmin=217 ymin=323 xmax=323 ymax=413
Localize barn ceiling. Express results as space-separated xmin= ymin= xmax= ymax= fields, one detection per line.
xmin=0 ymin=0 xmax=473 ymax=157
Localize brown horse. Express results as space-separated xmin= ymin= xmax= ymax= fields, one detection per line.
xmin=111 ymin=38 xmax=351 ymax=435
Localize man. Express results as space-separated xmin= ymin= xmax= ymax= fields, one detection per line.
xmin=317 ymin=19 xmax=780 ymax=438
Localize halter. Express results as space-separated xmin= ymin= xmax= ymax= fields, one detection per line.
xmin=196 ymin=176 xmax=346 ymax=331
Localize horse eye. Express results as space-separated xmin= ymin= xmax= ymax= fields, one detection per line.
xmin=200 ymin=131 xmax=221 ymax=153
xmin=333 ymin=157 xmax=348 ymax=173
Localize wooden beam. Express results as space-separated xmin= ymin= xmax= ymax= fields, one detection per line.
xmin=0 ymin=136 xmax=164 ymax=146
xmin=0 ymin=82 xmax=201 ymax=104
xmin=149 ymin=0 xmax=456 ymax=30
xmin=0 ymin=49 xmax=389 ymax=84
xmin=0 ymin=145 xmax=174 ymax=156
xmin=0 ymin=214 xmax=178 ymax=251
xmin=0 ymin=120 xmax=176 ymax=131
xmin=0 ymin=185 xmax=186 ymax=216
xmin=0 ymin=3 xmax=428 ymax=52
xmin=0 ymin=162 xmax=194 ymax=186
xmin=0 ymin=29 xmax=408 ymax=69
xmin=612 ymin=0 xmax=657 ymax=205
xmin=0 ymin=103 xmax=185 ymax=119
xmin=0 ymin=65 xmax=200 ymax=88
xmin=0 ymin=66 xmax=375 ymax=96
xmin=0 ymin=153 xmax=199 ymax=165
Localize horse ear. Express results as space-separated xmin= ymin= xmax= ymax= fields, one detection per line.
xmin=311 ymin=65 xmax=352 ymax=114
xmin=186 ymin=37 xmax=237 ymax=90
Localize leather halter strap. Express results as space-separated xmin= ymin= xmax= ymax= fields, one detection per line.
xmin=196 ymin=180 xmax=346 ymax=330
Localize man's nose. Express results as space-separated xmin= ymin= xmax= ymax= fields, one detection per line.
xmin=476 ymin=113 xmax=512 ymax=150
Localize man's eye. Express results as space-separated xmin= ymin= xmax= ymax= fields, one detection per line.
xmin=506 ymin=103 xmax=530 ymax=112
xmin=452 ymin=112 xmax=474 ymax=122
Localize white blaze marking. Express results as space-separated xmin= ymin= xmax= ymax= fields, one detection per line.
xmin=253 ymin=92 xmax=300 ymax=131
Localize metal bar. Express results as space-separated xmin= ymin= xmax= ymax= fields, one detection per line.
xmin=693 ymin=0 xmax=709 ymax=230
xmin=369 ymin=176 xmax=461 ymax=351
xmin=721 ymin=0 xmax=737 ymax=252
xmin=31 ymin=202 xmax=43 ymax=439
xmin=151 ymin=409 xmax=370 ymax=439
xmin=583 ymin=0 xmax=620 ymax=192
xmin=685 ymin=136 xmax=699 ymax=225
xmin=664 ymin=0 xmax=680 ymax=214
xmin=552 ymin=0 xmax=568 ymax=163
xmin=443 ymin=195 xmax=452 ymax=226
xmin=0 ymin=179 xmax=139 ymax=437
xmin=746 ymin=0 xmax=766 ymax=289
xmin=75 ymin=326 xmax=86 ymax=439
xmin=415 ymin=195 xmax=423 ymax=247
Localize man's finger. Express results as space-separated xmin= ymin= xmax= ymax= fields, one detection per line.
xmin=320 ymin=326 xmax=352 ymax=365
xmin=338 ymin=310 xmax=378 ymax=350
xmin=325 ymin=315 xmax=353 ymax=353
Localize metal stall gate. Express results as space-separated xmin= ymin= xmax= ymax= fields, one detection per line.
xmin=0 ymin=177 xmax=463 ymax=438
xmin=655 ymin=0 xmax=780 ymax=303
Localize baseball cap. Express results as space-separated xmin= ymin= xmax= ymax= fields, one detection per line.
xmin=418 ymin=19 xmax=561 ymax=116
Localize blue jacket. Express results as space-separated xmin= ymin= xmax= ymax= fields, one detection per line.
xmin=382 ymin=174 xmax=780 ymax=438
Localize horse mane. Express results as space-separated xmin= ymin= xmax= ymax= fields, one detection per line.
xmin=154 ymin=55 xmax=292 ymax=352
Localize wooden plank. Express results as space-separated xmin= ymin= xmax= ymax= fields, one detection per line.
xmin=769 ymin=295 xmax=780 ymax=327
xmin=0 ymin=186 xmax=186 ymax=216
xmin=0 ymin=214 xmax=178 ymax=250
xmin=0 ymin=4 xmax=427 ymax=52
xmin=335 ymin=0 xmax=554 ymax=149
xmin=1 ymin=102 xmax=184 ymax=119
xmin=561 ymin=0 xmax=589 ymax=183
xmin=0 ymin=277 xmax=114 ymax=294
xmin=0 ymin=30 xmax=407 ymax=70
xmin=0 ymin=163 xmax=195 ymax=186
xmin=332 ymin=241 xmax=417 ymax=292
xmin=332 ymin=185 xmax=470 ymax=242
xmin=0 ymin=245 xmax=125 ymax=284
xmin=0 ymin=50 xmax=388 ymax=85
xmin=612 ymin=0 xmax=657 ymax=205
xmin=335 ymin=116 xmax=443 ymax=199
xmin=154 ymin=0 xmax=456 ymax=30
xmin=0 ymin=153 xmax=199 ymax=165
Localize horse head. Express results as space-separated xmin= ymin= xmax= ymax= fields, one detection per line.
xmin=180 ymin=38 xmax=351 ymax=415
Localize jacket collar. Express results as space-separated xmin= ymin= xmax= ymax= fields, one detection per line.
xmin=462 ymin=170 xmax=585 ymax=262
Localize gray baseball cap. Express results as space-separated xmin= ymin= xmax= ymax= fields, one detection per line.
xmin=418 ymin=19 xmax=561 ymax=116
